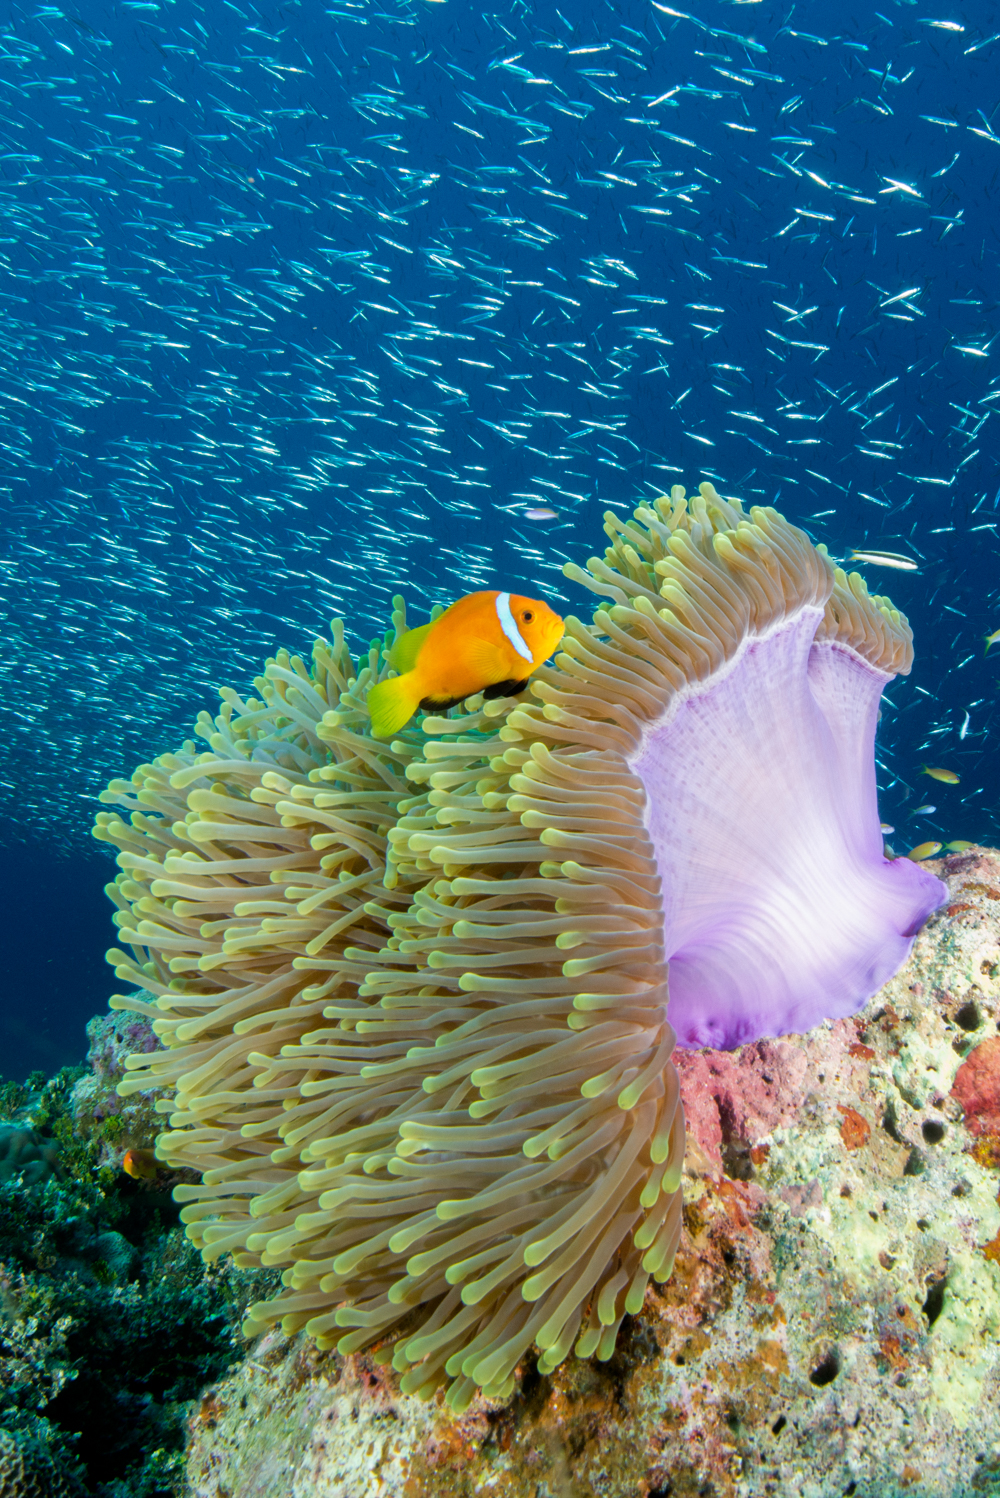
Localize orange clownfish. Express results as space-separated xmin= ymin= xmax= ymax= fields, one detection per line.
xmin=122 ymin=1147 xmax=160 ymax=1181
xmin=367 ymin=590 xmax=565 ymax=739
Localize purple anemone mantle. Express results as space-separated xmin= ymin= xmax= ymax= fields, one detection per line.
xmin=631 ymin=606 xmax=947 ymax=1050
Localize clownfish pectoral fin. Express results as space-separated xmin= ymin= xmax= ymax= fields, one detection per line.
xmin=462 ymin=637 xmax=512 ymax=682
xmin=367 ymin=674 xmax=421 ymax=738
xmin=482 ymin=677 xmax=530 ymax=700
xmin=387 ymin=620 xmax=434 ymax=675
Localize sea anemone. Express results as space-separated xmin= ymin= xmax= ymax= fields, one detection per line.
xmin=94 ymin=482 xmax=944 ymax=1409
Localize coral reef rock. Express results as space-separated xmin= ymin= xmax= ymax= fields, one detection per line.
xmin=70 ymin=1004 xmax=163 ymax=1169
xmin=185 ymin=846 xmax=1000 ymax=1498
xmin=0 ymin=1000 xmax=267 ymax=1497
xmin=0 ymin=1428 xmax=79 ymax=1498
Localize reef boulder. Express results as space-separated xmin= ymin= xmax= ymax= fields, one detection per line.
xmin=70 ymin=1005 xmax=162 ymax=1170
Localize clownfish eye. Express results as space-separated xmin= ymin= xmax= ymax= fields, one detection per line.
xmin=522 ymin=610 xmax=534 ymax=623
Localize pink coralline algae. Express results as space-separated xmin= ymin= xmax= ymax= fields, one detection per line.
xmin=674 ymin=1025 xmax=858 ymax=1175
xmin=951 ymin=1036 xmax=1000 ymax=1137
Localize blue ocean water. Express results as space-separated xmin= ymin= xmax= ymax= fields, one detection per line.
xmin=1 ymin=0 xmax=997 ymax=1078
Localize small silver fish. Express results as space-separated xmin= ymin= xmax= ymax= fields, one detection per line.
xmin=849 ymin=549 xmax=918 ymax=571
xmin=523 ymin=507 xmax=558 ymax=520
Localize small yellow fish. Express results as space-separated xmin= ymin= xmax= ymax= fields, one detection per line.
xmin=849 ymin=548 xmax=918 ymax=571
xmin=367 ymin=590 xmax=565 ymax=739
xmin=985 ymin=627 xmax=1000 ymax=655
xmin=907 ymin=841 xmax=943 ymax=861
xmin=921 ymin=765 xmax=960 ymax=784
xmin=122 ymin=1147 xmax=160 ymax=1181
xmin=945 ymin=840 xmax=975 ymax=852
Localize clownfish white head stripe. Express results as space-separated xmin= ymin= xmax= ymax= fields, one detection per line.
xmin=495 ymin=591 xmax=533 ymax=662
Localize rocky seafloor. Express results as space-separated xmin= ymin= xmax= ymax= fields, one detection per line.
xmin=4 ymin=847 xmax=1000 ymax=1497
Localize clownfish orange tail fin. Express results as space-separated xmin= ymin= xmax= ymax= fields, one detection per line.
xmin=367 ymin=673 xmax=421 ymax=739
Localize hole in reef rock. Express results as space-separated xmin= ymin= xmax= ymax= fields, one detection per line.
xmin=808 ymin=1348 xmax=840 ymax=1387
xmin=771 ymin=1415 xmax=787 ymax=1435
xmin=921 ymin=1119 xmax=946 ymax=1144
xmin=903 ymin=1148 xmax=926 ymax=1176
xmin=516 ymin=1355 xmax=550 ymax=1419
xmin=606 ymin=1313 xmax=659 ymax=1393
xmin=956 ymin=1001 xmax=982 ymax=1032
xmin=808 ymin=1348 xmax=838 ymax=1390
xmin=720 ymin=1136 xmax=755 ymax=1181
xmin=718 ymin=1096 xmax=755 ymax=1182
xmin=923 ymin=1277 xmax=947 ymax=1327
xmin=881 ymin=1103 xmax=904 ymax=1143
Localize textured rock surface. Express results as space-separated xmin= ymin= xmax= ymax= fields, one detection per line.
xmin=0 ymin=1427 xmax=81 ymax=1498
xmin=184 ymin=847 xmax=1000 ymax=1498
xmin=70 ymin=1004 xmax=162 ymax=1169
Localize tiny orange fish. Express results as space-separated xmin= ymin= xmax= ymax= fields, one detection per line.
xmin=367 ymin=590 xmax=565 ymax=739
xmin=122 ymin=1147 xmax=160 ymax=1181
xmin=921 ymin=765 xmax=960 ymax=784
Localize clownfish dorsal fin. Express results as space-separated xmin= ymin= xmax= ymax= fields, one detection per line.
xmin=387 ymin=619 xmax=435 ymax=675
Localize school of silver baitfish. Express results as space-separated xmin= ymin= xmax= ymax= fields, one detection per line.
xmin=0 ymin=0 xmax=997 ymax=852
